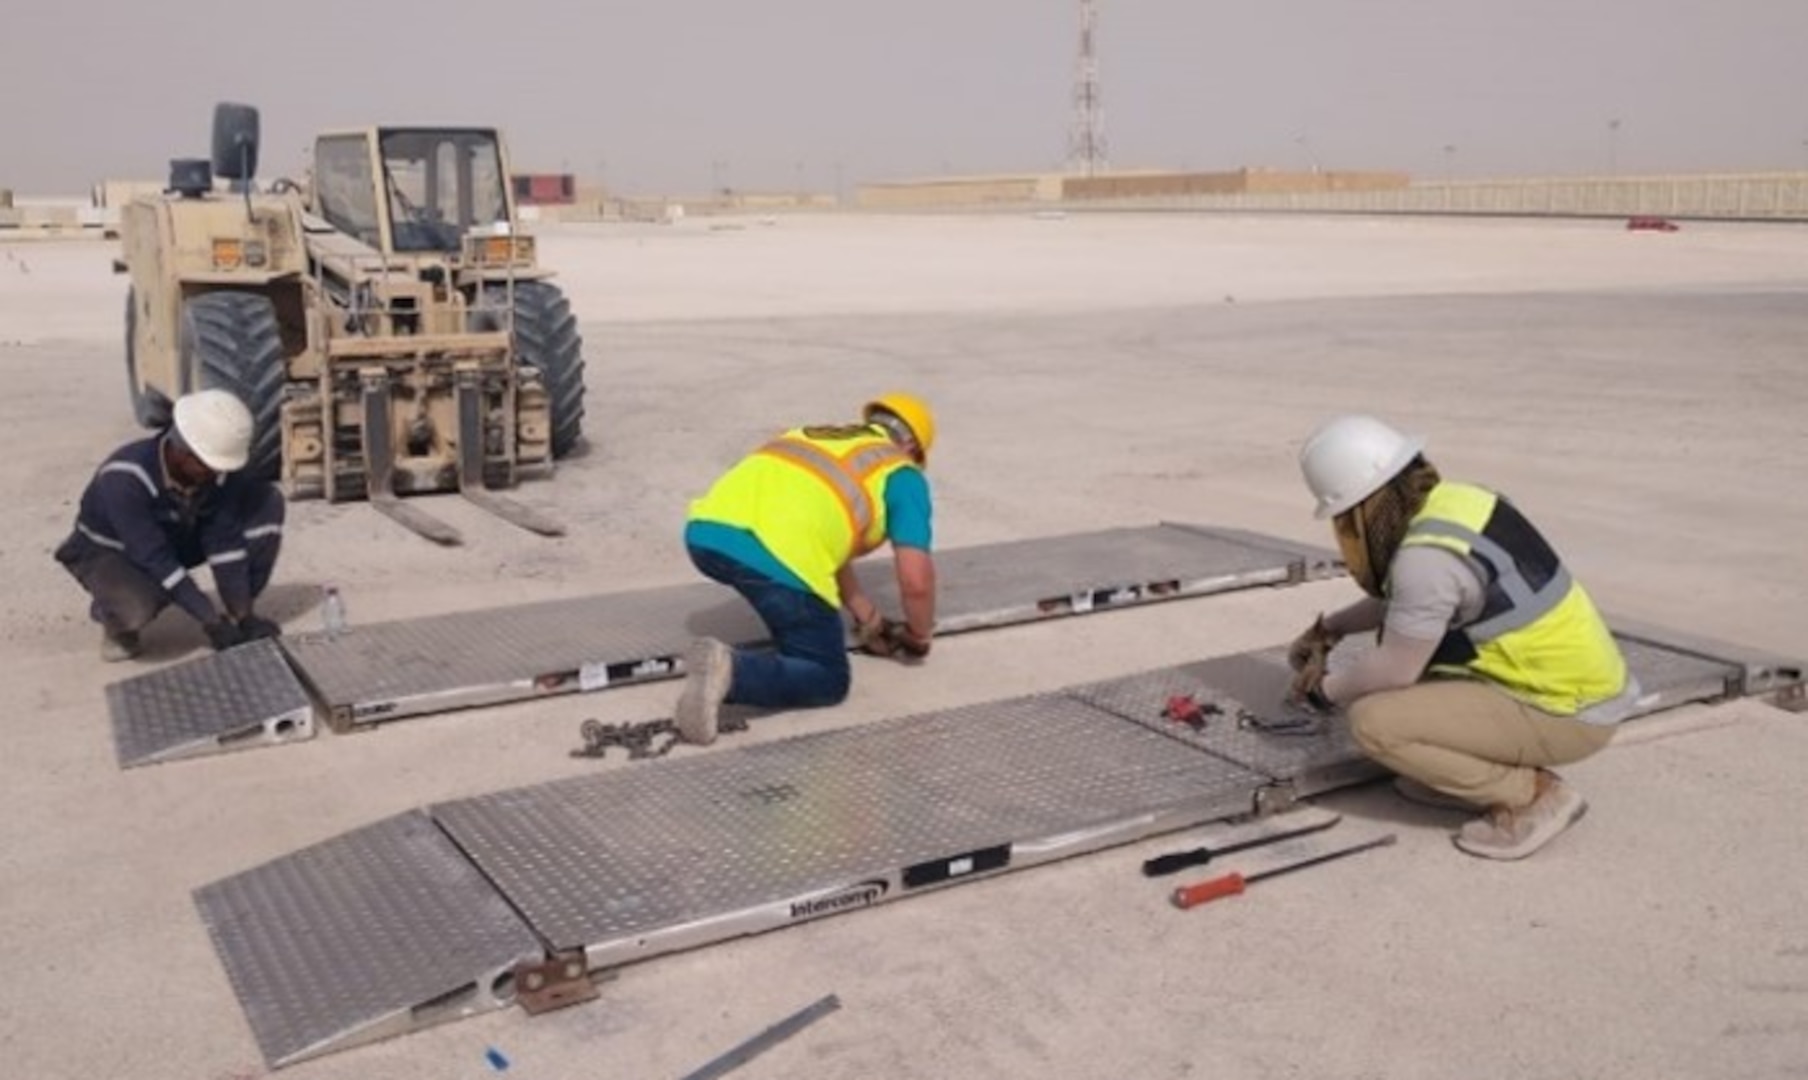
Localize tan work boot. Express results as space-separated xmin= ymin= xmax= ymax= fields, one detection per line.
xmin=1453 ymin=770 xmax=1588 ymax=861
xmin=673 ymin=638 xmax=734 ymax=745
xmin=100 ymin=629 xmax=141 ymax=663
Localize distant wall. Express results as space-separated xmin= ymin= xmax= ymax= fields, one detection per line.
xmin=1063 ymin=169 xmax=1409 ymax=200
xmin=1087 ymin=172 xmax=1808 ymax=221
xmin=0 ymin=203 xmax=111 ymax=238
xmin=856 ymin=174 xmax=1061 ymax=209
xmin=91 ymin=179 xmax=165 ymax=208
xmin=845 ymin=169 xmax=1808 ymax=223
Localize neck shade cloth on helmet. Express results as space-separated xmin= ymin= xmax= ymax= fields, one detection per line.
xmin=1335 ymin=456 xmax=1441 ymax=597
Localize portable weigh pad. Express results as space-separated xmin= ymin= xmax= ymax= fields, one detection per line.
xmin=104 ymin=522 xmax=1338 ymax=763
xmin=106 ymin=637 xmax=314 ymax=768
xmin=431 ymin=691 xmax=1269 ymax=964
xmin=1065 ymin=626 xmax=1760 ymax=802
xmin=197 ymin=684 xmax=1275 ymax=1068
xmin=277 ymin=522 xmax=1341 ymax=728
xmin=194 ymin=617 xmax=1805 ymax=1069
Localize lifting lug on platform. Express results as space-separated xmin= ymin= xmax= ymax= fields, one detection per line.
xmin=1253 ymin=782 xmax=1299 ymax=817
xmin=513 ymin=950 xmax=600 ymax=1016
xmin=1771 ymin=680 xmax=1808 ymax=713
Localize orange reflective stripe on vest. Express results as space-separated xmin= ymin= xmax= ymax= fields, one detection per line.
xmin=755 ymin=434 xmax=911 ymax=556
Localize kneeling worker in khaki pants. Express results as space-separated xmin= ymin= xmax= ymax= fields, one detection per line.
xmin=1285 ymin=414 xmax=1642 ymax=860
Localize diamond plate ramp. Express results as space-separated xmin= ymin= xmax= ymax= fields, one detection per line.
xmin=431 ymin=691 xmax=1266 ymax=968
xmin=193 ymin=809 xmax=545 ymax=1070
xmin=107 ymin=638 xmax=314 ymax=768
xmin=282 ymin=522 xmax=1333 ymax=728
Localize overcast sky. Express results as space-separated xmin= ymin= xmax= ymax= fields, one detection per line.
xmin=4 ymin=0 xmax=1805 ymax=195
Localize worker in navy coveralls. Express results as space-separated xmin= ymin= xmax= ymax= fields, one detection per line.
xmin=54 ymin=389 xmax=286 ymax=661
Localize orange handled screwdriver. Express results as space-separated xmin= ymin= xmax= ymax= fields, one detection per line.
xmin=1171 ymin=833 xmax=1397 ymax=910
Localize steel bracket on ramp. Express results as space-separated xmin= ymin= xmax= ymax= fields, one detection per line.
xmin=192 ymin=615 xmax=1805 ymax=1070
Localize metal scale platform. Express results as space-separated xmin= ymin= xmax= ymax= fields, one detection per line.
xmin=110 ymin=522 xmax=1342 ymax=766
xmin=193 ymin=619 xmax=1802 ymax=1069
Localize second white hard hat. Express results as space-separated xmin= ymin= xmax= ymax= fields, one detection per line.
xmin=1298 ymin=414 xmax=1426 ymax=519
xmin=172 ymin=389 xmax=254 ymax=473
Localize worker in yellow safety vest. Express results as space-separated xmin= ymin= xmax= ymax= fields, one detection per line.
xmin=1285 ymin=414 xmax=1642 ymax=861
xmin=672 ymin=393 xmax=940 ymax=745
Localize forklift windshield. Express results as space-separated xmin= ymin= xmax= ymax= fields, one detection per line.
xmin=378 ymin=129 xmax=509 ymax=252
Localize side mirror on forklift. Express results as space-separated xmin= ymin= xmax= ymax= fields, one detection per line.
xmin=211 ymin=102 xmax=261 ymax=185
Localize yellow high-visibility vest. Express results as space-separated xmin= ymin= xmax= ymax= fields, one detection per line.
xmin=689 ymin=424 xmax=915 ymax=606
xmin=1396 ymin=480 xmax=1628 ymax=716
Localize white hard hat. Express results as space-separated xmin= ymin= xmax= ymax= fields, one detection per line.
xmin=1298 ymin=414 xmax=1426 ymax=519
xmin=172 ymin=389 xmax=254 ymax=473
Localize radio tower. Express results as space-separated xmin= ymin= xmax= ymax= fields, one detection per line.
xmin=1066 ymin=0 xmax=1109 ymax=176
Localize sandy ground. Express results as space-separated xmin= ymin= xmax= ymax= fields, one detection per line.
xmin=2 ymin=212 xmax=1807 ymax=1080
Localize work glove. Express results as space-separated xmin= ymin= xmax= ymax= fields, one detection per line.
xmin=238 ymin=614 xmax=283 ymax=642
xmin=1286 ymin=660 xmax=1335 ymax=713
xmin=204 ymin=619 xmax=249 ymax=652
xmin=1287 ymin=615 xmax=1342 ymax=673
xmin=854 ymin=615 xmax=900 ymax=658
xmin=854 ymin=615 xmax=932 ymax=662
xmin=889 ymin=623 xmax=932 ymax=661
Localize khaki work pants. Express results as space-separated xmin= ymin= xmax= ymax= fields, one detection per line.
xmin=1346 ymin=678 xmax=1616 ymax=810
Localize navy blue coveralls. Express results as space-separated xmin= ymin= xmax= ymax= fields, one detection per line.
xmin=53 ymin=432 xmax=285 ymax=635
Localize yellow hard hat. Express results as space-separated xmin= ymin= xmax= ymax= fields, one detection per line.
xmin=865 ymin=392 xmax=936 ymax=463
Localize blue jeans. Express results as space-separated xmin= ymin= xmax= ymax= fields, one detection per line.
xmin=688 ymin=543 xmax=851 ymax=710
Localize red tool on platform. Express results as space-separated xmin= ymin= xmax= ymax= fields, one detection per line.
xmin=1171 ymin=833 xmax=1398 ymax=910
xmin=1161 ymin=694 xmax=1216 ymax=730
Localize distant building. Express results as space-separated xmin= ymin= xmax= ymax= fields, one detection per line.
xmin=512 ymin=173 xmax=577 ymax=206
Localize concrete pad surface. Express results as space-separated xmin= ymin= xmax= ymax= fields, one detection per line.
xmin=2 ymin=213 xmax=1805 ymax=1079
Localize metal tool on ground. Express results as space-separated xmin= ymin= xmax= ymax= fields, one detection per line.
xmin=1238 ymin=705 xmax=1328 ymax=737
xmin=678 ymin=993 xmax=842 ymax=1080
xmin=1171 ymin=833 xmax=1398 ymax=910
xmin=1142 ymin=812 xmax=1342 ymax=877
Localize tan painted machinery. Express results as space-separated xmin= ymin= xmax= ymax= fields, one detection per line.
xmin=114 ymin=102 xmax=587 ymax=544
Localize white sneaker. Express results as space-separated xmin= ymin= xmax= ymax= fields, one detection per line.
xmin=1453 ymin=773 xmax=1588 ymax=861
xmin=673 ymin=638 xmax=734 ymax=745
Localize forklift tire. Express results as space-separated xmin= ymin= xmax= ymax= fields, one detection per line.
xmin=180 ymin=291 xmax=287 ymax=482
xmin=485 ymin=281 xmax=586 ymax=459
